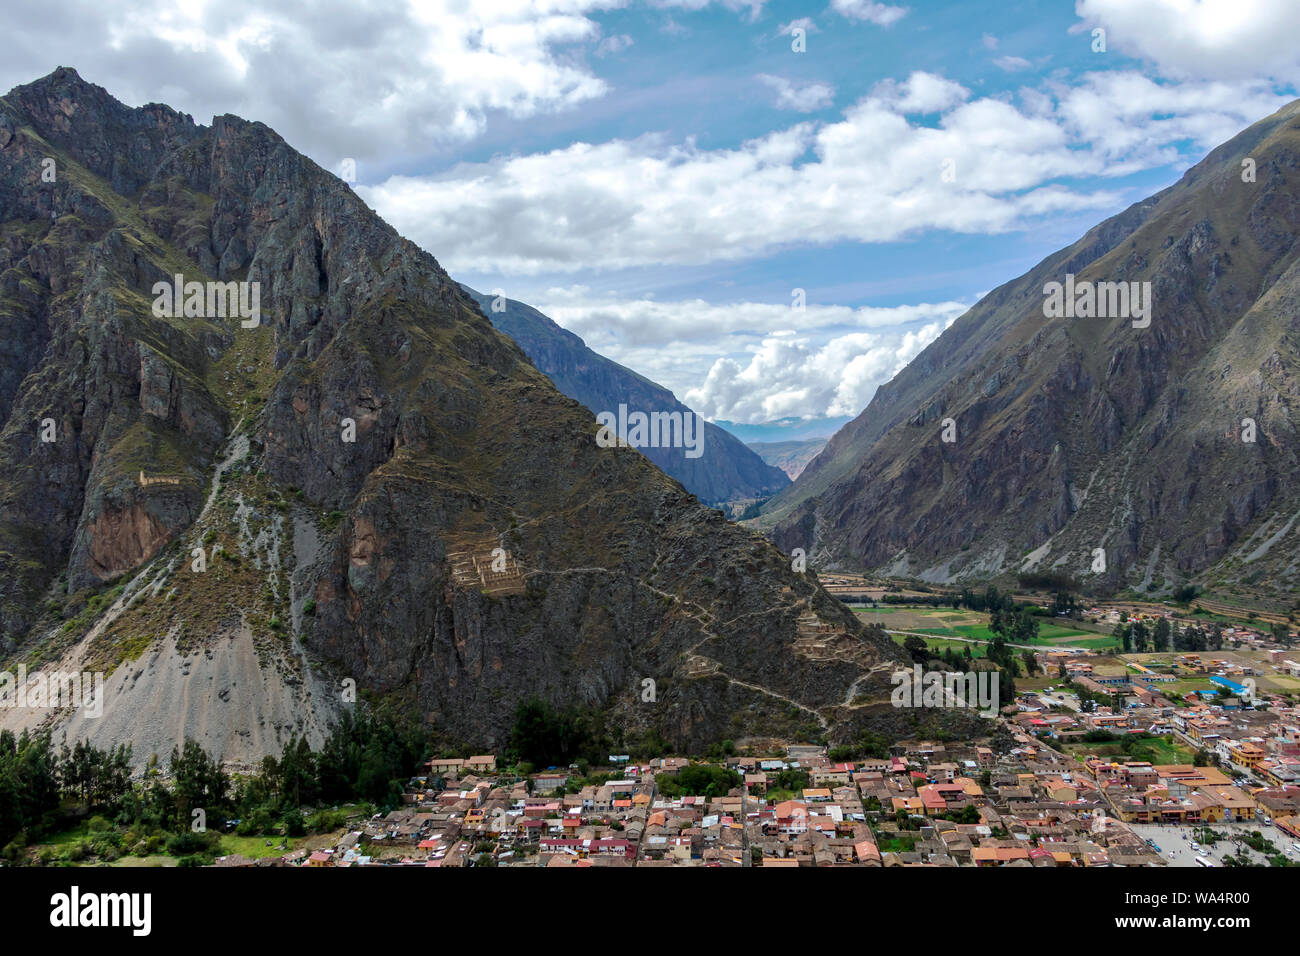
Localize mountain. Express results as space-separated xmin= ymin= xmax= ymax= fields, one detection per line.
xmin=0 ymin=68 xmax=914 ymax=766
xmin=764 ymin=99 xmax=1300 ymax=606
xmin=746 ymin=439 xmax=828 ymax=480
xmin=460 ymin=287 xmax=789 ymax=506
xmin=717 ymin=416 xmax=850 ymax=443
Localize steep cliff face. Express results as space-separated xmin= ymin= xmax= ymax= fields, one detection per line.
xmin=0 ymin=69 xmax=905 ymax=763
xmin=462 ymin=287 xmax=790 ymax=507
xmin=765 ymin=100 xmax=1300 ymax=603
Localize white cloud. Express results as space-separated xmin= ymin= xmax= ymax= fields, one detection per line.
xmin=1 ymin=0 xmax=625 ymax=163
xmin=683 ymin=318 xmax=959 ymax=421
xmin=595 ymin=33 xmax=635 ymax=56
xmin=830 ymin=0 xmax=909 ymax=26
xmin=981 ymin=33 xmax=999 ymax=50
xmin=1046 ymin=71 xmax=1289 ymax=165
xmin=779 ymin=17 xmax=820 ymax=36
xmin=994 ymin=55 xmax=1033 ymax=72
xmin=758 ymin=74 xmax=835 ymax=111
xmin=1076 ymin=0 xmax=1300 ymax=81
xmin=532 ymin=291 xmax=970 ymax=420
xmin=0 ymin=0 xmax=773 ymax=166
xmin=872 ymin=71 xmax=969 ymax=113
xmin=362 ymin=68 xmax=1289 ymax=275
xmin=654 ymin=0 xmax=767 ymax=21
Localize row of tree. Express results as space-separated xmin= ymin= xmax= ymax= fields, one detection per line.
xmin=0 ymin=708 xmax=430 ymax=852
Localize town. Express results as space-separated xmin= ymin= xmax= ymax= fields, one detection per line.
xmin=213 ymin=604 xmax=1300 ymax=868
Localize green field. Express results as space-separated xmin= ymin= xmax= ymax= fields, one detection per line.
xmin=1061 ymin=734 xmax=1196 ymax=765
xmin=218 ymin=834 xmax=301 ymax=859
xmin=862 ymin=605 xmax=1113 ymax=650
xmin=889 ymin=633 xmax=988 ymax=657
xmin=112 ymin=854 xmax=178 ymax=867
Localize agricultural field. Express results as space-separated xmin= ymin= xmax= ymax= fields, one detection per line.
xmin=857 ymin=605 xmax=1115 ymax=651
xmin=1059 ymin=734 xmax=1198 ymax=765
xmin=1258 ymin=673 xmax=1300 ymax=694
xmin=888 ymin=633 xmax=988 ymax=658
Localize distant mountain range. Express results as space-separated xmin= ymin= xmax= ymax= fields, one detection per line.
xmin=460 ymin=286 xmax=789 ymax=507
xmin=746 ymin=438 xmax=828 ymax=480
xmin=716 ymin=416 xmax=850 ymax=443
xmin=764 ymin=98 xmax=1300 ymax=605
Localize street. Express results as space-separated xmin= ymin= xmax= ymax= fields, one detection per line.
xmin=1130 ymin=820 xmax=1295 ymax=867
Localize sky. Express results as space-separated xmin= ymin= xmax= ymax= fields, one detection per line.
xmin=4 ymin=0 xmax=1300 ymax=439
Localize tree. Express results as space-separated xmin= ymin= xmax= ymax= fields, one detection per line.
xmin=1154 ymin=617 xmax=1172 ymax=652
xmin=1131 ymin=620 xmax=1148 ymax=653
xmin=1115 ymin=622 xmax=1131 ymax=653
xmin=658 ymin=764 xmax=741 ymax=798
xmin=997 ymin=668 xmax=1016 ymax=706
xmin=1021 ymin=650 xmax=1039 ymax=676
xmin=169 ymin=739 xmax=230 ymax=830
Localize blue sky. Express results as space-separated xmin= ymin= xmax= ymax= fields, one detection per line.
xmin=5 ymin=0 xmax=1299 ymax=439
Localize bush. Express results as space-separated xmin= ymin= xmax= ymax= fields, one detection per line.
xmin=60 ymin=841 xmax=91 ymax=862
xmin=306 ymin=809 xmax=348 ymax=833
xmin=237 ymin=807 xmax=275 ymax=836
xmin=165 ymin=830 xmax=218 ymax=857
xmin=2 ymin=833 xmax=27 ymax=862
xmin=283 ymin=809 xmax=306 ymax=837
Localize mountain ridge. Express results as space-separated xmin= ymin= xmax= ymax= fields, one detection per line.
xmin=0 ymin=67 xmax=914 ymax=764
xmin=763 ymin=98 xmax=1300 ymax=606
xmin=460 ymin=286 xmax=790 ymax=506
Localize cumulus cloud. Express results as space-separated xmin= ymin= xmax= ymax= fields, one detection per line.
xmin=533 ymin=292 xmax=969 ymax=420
xmin=361 ymin=69 xmax=1289 ymax=274
xmin=1076 ymin=0 xmax=1300 ymax=82
xmin=684 ymin=319 xmax=959 ymax=421
xmin=758 ymin=74 xmax=835 ymax=111
xmin=0 ymin=0 xmax=769 ymax=167
xmin=0 ymin=0 xmax=626 ymax=163
xmin=830 ymin=0 xmax=909 ymax=26
xmin=872 ymin=71 xmax=969 ymax=112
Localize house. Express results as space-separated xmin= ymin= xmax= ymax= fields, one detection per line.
xmin=773 ymin=800 xmax=809 ymax=834
xmin=534 ymin=773 xmax=568 ymax=793
xmin=426 ymin=757 xmax=465 ymax=775
xmin=811 ymin=767 xmax=851 ymax=787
